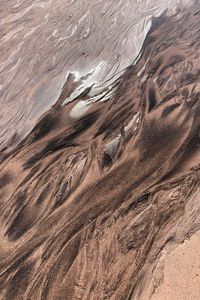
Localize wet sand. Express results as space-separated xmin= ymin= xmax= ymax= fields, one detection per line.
xmin=0 ymin=0 xmax=200 ymax=299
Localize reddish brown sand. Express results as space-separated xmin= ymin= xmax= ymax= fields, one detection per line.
xmin=1 ymin=1 xmax=200 ymax=300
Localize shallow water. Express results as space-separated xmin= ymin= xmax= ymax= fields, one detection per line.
xmin=0 ymin=0 xmax=200 ymax=299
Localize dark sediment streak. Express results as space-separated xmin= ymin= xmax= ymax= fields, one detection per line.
xmin=1 ymin=3 xmax=200 ymax=300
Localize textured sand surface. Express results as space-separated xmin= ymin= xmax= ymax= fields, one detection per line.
xmin=1 ymin=0 xmax=200 ymax=299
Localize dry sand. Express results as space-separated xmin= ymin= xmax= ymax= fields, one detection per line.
xmin=141 ymin=230 xmax=200 ymax=300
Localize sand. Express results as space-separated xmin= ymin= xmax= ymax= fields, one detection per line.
xmin=141 ymin=230 xmax=200 ymax=300
xmin=1 ymin=1 xmax=200 ymax=299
